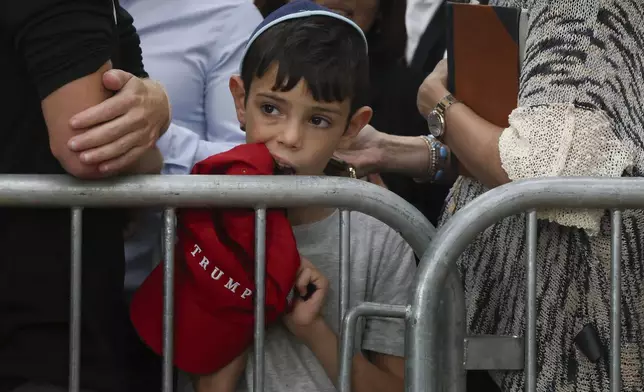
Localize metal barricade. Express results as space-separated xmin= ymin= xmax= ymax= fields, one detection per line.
xmin=0 ymin=174 xmax=437 ymax=392
xmin=406 ymin=177 xmax=644 ymax=392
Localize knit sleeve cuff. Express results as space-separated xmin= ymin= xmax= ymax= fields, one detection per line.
xmin=498 ymin=103 xmax=633 ymax=235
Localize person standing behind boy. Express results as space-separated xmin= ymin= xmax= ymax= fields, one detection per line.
xmin=195 ymin=1 xmax=415 ymax=390
xmin=116 ymin=0 xmax=263 ymax=293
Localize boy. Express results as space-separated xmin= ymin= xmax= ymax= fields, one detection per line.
xmin=204 ymin=1 xmax=416 ymax=391
xmin=130 ymin=1 xmax=416 ymax=391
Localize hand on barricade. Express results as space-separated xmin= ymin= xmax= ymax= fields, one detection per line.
xmin=283 ymin=256 xmax=329 ymax=341
xmin=66 ymin=69 xmax=170 ymax=175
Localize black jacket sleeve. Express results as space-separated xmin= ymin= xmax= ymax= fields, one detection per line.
xmin=1 ymin=0 xmax=148 ymax=99
xmin=114 ymin=1 xmax=148 ymax=78
xmin=1 ymin=0 xmax=116 ymax=99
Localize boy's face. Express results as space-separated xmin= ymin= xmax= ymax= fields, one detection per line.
xmin=229 ymin=64 xmax=372 ymax=175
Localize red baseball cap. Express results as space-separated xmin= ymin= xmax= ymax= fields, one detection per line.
xmin=130 ymin=143 xmax=301 ymax=375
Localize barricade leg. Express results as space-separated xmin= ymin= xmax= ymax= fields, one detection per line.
xmin=254 ymin=208 xmax=267 ymax=392
xmin=442 ymin=269 xmax=466 ymax=392
xmin=609 ymin=210 xmax=622 ymax=392
xmin=339 ymin=210 xmax=351 ymax=326
xmin=162 ymin=208 xmax=176 ymax=392
xmin=405 ymin=268 xmax=466 ymax=392
xmin=69 ymin=207 xmax=83 ymax=392
xmin=525 ymin=210 xmax=537 ymax=392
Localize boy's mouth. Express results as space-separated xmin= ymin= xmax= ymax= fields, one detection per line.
xmin=274 ymin=160 xmax=296 ymax=175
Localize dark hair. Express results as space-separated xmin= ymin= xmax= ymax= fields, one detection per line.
xmin=241 ymin=16 xmax=370 ymax=116
xmin=366 ymin=0 xmax=408 ymax=65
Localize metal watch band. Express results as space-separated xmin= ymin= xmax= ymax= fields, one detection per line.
xmin=436 ymin=93 xmax=458 ymax=113
xmin=427 ymin=93 xmax=459 ymax=139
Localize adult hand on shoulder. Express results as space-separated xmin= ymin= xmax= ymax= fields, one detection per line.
xmin=417 ymin=58 xmax=450 ymax=117
xmin=66 ymin=69 xmax=171 ymax=175
xmin=283 ymin=256 xmax=329 ymax=341
xmin=333 ymin=124 xmax=386 ymax=178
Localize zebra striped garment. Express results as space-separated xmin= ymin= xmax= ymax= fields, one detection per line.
xmin=441 ymin=0 xmax=644 ymax=390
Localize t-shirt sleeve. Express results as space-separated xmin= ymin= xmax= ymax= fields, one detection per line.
xmin=361 ymin=231 xmax=417 ymax=358
xmin=1 ymin=0 xmax=116 ymax=99
xmin=114 ymin=3 xmax=148 ymax=78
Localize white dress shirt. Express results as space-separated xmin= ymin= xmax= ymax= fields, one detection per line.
xmin=405 ymin=0 xmax=444 ymax=64
xmin=121 ymin=0 xmax=262 ymax=174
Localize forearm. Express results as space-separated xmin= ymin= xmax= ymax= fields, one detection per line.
xmin=302 ymin=320 xmax=403 ymax=392
xmin=375 ymin=133 xmax=432 ymax=178
xmin=439 ymin=103 xmax=509 ymax=188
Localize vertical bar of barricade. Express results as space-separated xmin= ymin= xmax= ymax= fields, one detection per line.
xmin=406 ymin=264 xmax=466 ymax=392
xmin=610 ymin=210 xmax=622 ymax=392
xmin=254 ymin=208 xmax=267 ymax=392
xmin=69 ymin=207 xmax=83 ymax=392
xmin=162 ymin=208 xmax=176 ymax=392
xmin=443 ymin=270 xmax=466 ymax=391
xmin=338 ymin=210 xmax=351 ymax=390
xmin=525 ymin=210 xmax=537 ymax=392
xmin=339 ymin=210 xmax=351 ymax=325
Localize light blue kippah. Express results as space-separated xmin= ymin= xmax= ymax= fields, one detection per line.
xmin=239 ymin=0 xmax=368 ymax=73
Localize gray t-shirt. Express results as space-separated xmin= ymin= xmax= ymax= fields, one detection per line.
xmin=238 ymin=210 xmax=417 ymax=392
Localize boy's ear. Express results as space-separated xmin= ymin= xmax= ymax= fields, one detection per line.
xmin=229 ymin=75 xmax=247 ymax=128
xmin=339 ymin=106 xmax=373 ymax=148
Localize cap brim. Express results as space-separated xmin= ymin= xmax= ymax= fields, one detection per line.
xmin=130 ymin=262 xmax=253 ymax=375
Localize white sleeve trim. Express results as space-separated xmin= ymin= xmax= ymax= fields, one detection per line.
xmin=498 ymin=103 xmax=633 ymax=235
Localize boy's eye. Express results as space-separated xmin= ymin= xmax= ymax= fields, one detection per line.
xmin=310 ymin=116 xmax=331 ymax=128
xmin=261 ymin=104 xmax=280 ymax=115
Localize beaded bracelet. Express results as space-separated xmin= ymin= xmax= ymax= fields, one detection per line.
xmin=413 ymin=135 xmax=451 ymax=183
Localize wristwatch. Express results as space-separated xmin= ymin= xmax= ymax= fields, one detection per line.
xmin=426 ymin=93 xmax=459 ymax=139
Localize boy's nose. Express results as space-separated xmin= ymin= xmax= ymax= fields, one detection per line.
xmin=277 ymin=123 xmax=303 ymax=149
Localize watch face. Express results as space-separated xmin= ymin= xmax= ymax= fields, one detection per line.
xmin=427 ymin=110 xmax=445 ymax=137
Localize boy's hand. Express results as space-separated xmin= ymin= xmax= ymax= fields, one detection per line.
xmin=283 ymin=256 xmax=329 ymax=341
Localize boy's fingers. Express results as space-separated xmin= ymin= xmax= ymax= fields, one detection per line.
xmin=310 ymin=271 xmax=328 ymax=291
xmin=299 ymin=282 xmax=317 ymax=301
xmin=296 ymin=268 xmax=312 ymax=296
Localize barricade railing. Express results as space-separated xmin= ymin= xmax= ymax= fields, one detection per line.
xmin=407 ymin=177 xmax=644 ymax=392
xmin=0 ymin=174 xmax=438 ymax=392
